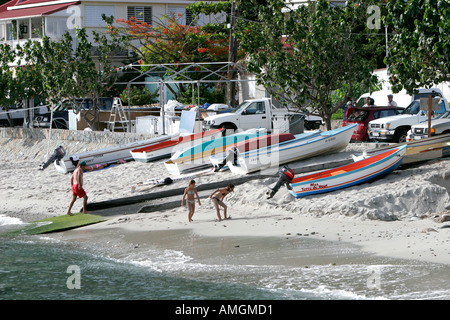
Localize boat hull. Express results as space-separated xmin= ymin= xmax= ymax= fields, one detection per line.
xmin=289 ymin=145 xmax=407 ymax=198
xmin=228 ymin=125 xmax=356 ymax=174
xmin=130 ymin=129 xmax=223 ymax=163
xmin=54 ymin=134 xmax=176 ymax=174
xmin=209 ymin=132 xmax=297 ymax=169
xmin=164 ymin=129 xmax=267 ymax=175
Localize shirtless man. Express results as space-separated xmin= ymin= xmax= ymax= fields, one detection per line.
xmin=67 ymin=161 xmax=89 ymax=216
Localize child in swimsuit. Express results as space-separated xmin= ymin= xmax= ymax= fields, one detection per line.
xmin=182 ymin=180 xmax=201 ymax=223
xmin=209 ymin=183 xmax=234 ymax=222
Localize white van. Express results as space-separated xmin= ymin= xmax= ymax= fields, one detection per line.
xmin=356 ymin=88 xmax=444 ymax=109
xmin=356 ymin=90 xmax=412 ymax=108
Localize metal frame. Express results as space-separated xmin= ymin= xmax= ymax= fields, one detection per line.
xmin=114 ymin=61 xmax=254 ymax=134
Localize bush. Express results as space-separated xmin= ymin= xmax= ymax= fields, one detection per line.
xmin=120 ymin=87 xmax=158 ymax=105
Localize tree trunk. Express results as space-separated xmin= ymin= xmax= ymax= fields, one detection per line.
xmin=324 ymin=116 xmax=332 ymax=131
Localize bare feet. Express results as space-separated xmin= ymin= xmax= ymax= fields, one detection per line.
xmin=67 ymin=212 xmax=73 ymax=216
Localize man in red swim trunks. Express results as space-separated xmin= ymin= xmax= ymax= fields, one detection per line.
xmin=67 ymin=161 xmax=89 ymax=216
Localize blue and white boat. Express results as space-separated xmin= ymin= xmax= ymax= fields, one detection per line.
xmin=226 ymin=124 xmax=356 ymax=174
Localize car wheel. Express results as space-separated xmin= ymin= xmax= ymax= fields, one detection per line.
xmin=394 ymin=129 xmax=408 ymax=143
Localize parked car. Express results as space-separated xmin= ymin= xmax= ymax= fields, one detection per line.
xmin=32 ymin=97 xmax=113 ymax=129
xmin=407 ymin=110 xmax=450 ymax=141
xmin=342 ymin=106 xmax=405 ymax=142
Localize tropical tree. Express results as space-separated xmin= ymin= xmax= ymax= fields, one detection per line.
xmin=0 ymin=43 xmax=18 ymax=126
xmin=15 ymin=28 xmax=119 ymax=129
xmin=235 ymin=0 xmax=382 ymax=129
xmin=384 ymin=0 xmax=450 ymax=93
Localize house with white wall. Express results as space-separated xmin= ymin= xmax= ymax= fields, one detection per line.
xmin=0 ymin=0 xmax=225 ymax=49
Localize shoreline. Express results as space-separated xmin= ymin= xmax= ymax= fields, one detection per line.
xmin=55 ymin=204 xmax=450 ymax=266
xmin=1 ymin=135 xmax=449 ymax=268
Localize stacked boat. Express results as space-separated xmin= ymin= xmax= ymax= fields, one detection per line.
xmin=130 ymin=129 xmax=224 ymax=163
xmin=223 ymin=124 xmax=357 ymax=174
xmin=164 ymin=128 xmax=267 ymax=175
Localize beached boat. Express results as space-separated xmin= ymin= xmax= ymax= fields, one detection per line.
xmin=130 ymin=129 xmax=224 ymax=163
xmin=226 ymin=124 xmax=356 ymax=174
xmin=289 ymin=144 xmax=407 ymax=198
xmin=209 ymin=131 xmax=315 ymax=171
xmin=54 ymin=134 xmax=176 ymax=174
xmin=164 ymin=128 xmax=267 ymax=175
xmin=366 ymin=133 xmax=450 ymax=165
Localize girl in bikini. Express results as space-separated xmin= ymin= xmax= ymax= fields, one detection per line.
xmin=209 ymin=183 xmax=234 ymax=222
xmin=182 ymin=180 xmax=201 ymax=223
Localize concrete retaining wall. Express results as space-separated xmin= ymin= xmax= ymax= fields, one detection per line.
xmin=0 ymin=127 xmax=156 ymax=163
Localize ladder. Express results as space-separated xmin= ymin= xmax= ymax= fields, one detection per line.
xmin=107 ymin=98 xmax=129 ymax=132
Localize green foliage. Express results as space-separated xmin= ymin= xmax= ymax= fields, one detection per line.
xmin=120 ymin=86 xmax=158 ymax=105
xmin=1 ymin=26 xmax=120 ymax=128
xmin=235 ymin=0 xmax=382 ymax=129
xmin=178 ymin=85 xmax=225 ymax=105
xmin=384 ymin=0 xmax=450 ymax=94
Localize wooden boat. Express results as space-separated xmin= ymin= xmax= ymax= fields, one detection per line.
xmin=227 ymin=124 xmax=356 ymax=174
xmin=366 ymin=133 xmax=450 ymax=165
xmin=130 ymin=129 xmax=224 ymax=163
xmin=54 ymin=134 xmax=176 ymax=174
xmin=164 ymin=128 xmax=267 ymax=175
xmin=289 ymin=144 xmax=407 ymax=198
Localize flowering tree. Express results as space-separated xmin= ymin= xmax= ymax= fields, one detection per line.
xmin=106 ymin=9 xmax=233 ymax=103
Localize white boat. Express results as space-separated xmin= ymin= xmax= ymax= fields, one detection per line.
xmin=164 ymin=128 xmax=267 ymax=175
xmin=54 ymin=134 xmax=176 ymax=174
xmin=130 ymin=129 xmax=224 ymax=163
xmin=227 ymin=124 xmax=357 ymax=174
xmin=209 ymin=131 xmax=317 ymax=170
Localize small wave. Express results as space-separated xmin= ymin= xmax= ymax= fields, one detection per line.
xmin=0 ymin=214 xmax=23 ymax=226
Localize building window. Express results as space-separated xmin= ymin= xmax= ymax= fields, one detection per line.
xmin=85 ymin=5 xmax=115 ymax=27
xmin=127 ymin=6 xmax=152 ymax=24
xmin=168 ymin=7 xmax=194 ymax=25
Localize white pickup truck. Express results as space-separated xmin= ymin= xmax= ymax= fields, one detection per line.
xmin=202 ymin=98 xmax=323 ymax=133
xmin=368 ymin=96 xmax=450 ymax=143
xmin=407 ymin=110 xmax=450 ymax=140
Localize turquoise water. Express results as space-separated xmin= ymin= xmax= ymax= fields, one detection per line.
xmin=1 ymin=217 xmax=450 ymax=301
xmin=0 ymin=236 xmax=288 ymax=300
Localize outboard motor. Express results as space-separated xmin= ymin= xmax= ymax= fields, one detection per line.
xmin=267 ymin=166 xmax=295 ymax=199
xmin=39 ymin=146 xmax=66 ymax=170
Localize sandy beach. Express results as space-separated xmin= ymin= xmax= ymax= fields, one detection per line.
xmin=1 ymin=134 xmax=449 ymax=267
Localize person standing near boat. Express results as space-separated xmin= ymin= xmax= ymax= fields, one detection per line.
xmin=209 ymin=184 xmax=234 ymax=221
xmin=182 ymin=180 xmax=201 ymax=223
xmin=67 ymin=161 xmax=89 ymax=216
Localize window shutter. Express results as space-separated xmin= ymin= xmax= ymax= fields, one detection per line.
xmin=85 ymin=6 xmax=114 ymax=27
xmin=128 ymin=6 xmax=152 ymax=24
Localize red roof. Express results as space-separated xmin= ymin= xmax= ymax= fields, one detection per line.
xmin=0 ymin=0 xmax=80 ymax=20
